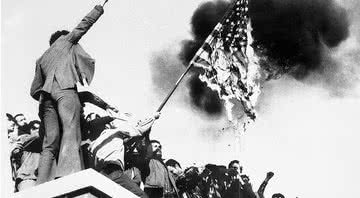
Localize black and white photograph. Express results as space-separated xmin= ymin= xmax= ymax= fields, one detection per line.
xmin=1 ymin=0 xmax=359 ymax=197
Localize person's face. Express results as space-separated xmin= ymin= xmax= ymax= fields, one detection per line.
xmin=90 ymin=114 xmax=98 ymax=121
xmin=168 ymin=164 xmax=182 ymax=176
xmin=230 ymin=162 xmax=243 ymax=174
xmin=109 ymin=120 xmax=121 ymax=129
xmin=151 ymin=142 xmax=162 ymax=158
xmin=15 ymin=116 xmax=27 ymax=127
xmin=30 ymin=123 xmax=40 ymax=136
xmin=7 ymin=120 xmax=15 ymax=132
xmin=85 ymin=115 xmax=92 ymax=122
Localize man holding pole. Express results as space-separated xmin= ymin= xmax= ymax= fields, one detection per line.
xmin=30 ymin=0 xmax=110 ymax=184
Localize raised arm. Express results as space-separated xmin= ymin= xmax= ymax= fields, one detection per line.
xmin=257 ymin=172 xmax=274 ymax=198
xmin=67 ymin=1 xmax=108 ymax=44
xmin=78 ymin=91 xmax=110 ymax=110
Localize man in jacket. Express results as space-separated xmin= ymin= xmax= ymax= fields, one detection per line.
xmin=88 ymin=113 xmax=161 ymax=198
xmin=11 ymin=120 xmax=42 ymax=191
xmin=142 ymin=140 xmax=179 ymax=198
xmin=30 ymin=0 xmax=110 ymax=184
xmin=226 ymin=160 xmax=257 ymax=198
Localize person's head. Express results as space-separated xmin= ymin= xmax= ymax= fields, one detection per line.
xmin=49 ymin=30 xmax=70 ymax=46
xmin=166 ymin=159 xmax=182 ymax=176
xmin=29 ymin=120 xmax=41 ymax=136
xmin=228 ymin=160 xmax=242 ymax=174
xmin=272 ymin=193 xmax=285 ymax=198
xmin=107 ymin=119 xmax=123 ymax=130
xmin=105 ymin=123 xmax=112 ymax=129
xmin=86 ymin=113 xmax=100 ymax=122
xmin=148 ymin=140 xmax=162 ymax=159
xmin=6 ymin=113 xmax=16 ymax=132
xmin=7 ymin=120 xmax=15 ymax=133
xmin=14 ymin=114 xmax=27 ymax=127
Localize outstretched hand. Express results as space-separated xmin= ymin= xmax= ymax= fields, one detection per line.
xmin=266 ymin=172 xmax=274 ymax=180
xmin=107 ymin=105 xmax=119 ymax=113
xmin=153 ymin=111 xmax=161 ymax=119
xmin=105 ymin=104 xmax=119 ymax=118
xmin=240 ymin=174 xmax=250 ymax=184
xmin=11 ymin=142 xmax=24 ymax=157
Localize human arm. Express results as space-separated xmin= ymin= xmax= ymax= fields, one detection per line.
xmin=240 ymin=175 xmax=257 ymax=198
xmin=30 ymin=61 xmax=44 ymax=101
xmin=257 ymin=172 xmax=274 ymax=198
xmin=134 ymin=112 xmax=161 ymax=134
xmin=77 ymin=77 xmax=119 ymax=115
xmin=67 ymin=0 xmax=109 ymax=44
xmin=86 ymin=116 xmax=115 ymax=140
xmin=10 ymin=134 xmax=38 ymax=159
xmin=78 ymin=91 xmax=113 ymax=110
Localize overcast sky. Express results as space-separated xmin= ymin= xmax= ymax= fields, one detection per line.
xmin=2 ymin=0 xmax=360 ymax=197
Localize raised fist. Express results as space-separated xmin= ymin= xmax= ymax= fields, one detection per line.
xmin=266 ymin=172 xmax=274 ymax=179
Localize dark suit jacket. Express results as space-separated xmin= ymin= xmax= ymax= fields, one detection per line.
xmin=30 ymin=5 xmax=104 ymax=101
xmin=142 ymin=158 xmax=179 ymax=196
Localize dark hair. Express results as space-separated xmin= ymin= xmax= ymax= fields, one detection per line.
xmin=165 ymin=159 xmax=181 ymax=168
xmin=49 ymin=30 xmax=70 ymax=45
xmin=149 ymin=140 xmax=161 ymax=145
xmin=86 ymin=113 xmax=101 ymax=121
xmin=14 ymin=114 xmax=25 ymax=120
xmin=272 ymin=193 xmax=285 ymax=198
xmin=6 ymin=113 xmax=15 ymax=121
xmin=228 ymin=160 xmax=240 ymax=169
xmin=86 ymin=113 xmax=95 ymax=120
xmin=29 ymin=120 xmax=41 ymax=129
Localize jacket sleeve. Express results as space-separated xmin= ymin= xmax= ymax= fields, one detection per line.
xmin=242 ymin=183 xmax=257 ymax=198
xmin=30 ymin=61 xmax=43 ymax=101
xmin=86 ymin=116 xmax=114 ymax=140
xmin=67 ymin=5 xmax=104 ymax=44
xmin=78 ymin=91 xmax=109 ymax=110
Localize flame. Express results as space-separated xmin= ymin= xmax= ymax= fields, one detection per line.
xmin=198 ymin=21 xmax=262 ymax=129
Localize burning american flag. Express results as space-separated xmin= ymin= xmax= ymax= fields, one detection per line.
xmin=191 ymin=0 xmax=262 ymax=122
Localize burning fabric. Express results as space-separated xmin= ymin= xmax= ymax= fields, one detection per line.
xmin=192 ymin=0 xmax=261 ymax=121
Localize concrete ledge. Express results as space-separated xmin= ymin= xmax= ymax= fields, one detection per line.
xmin=13 ymin=169 xmax=139 ymax=198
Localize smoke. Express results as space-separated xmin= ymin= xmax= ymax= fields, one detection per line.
xmin=182 ymin=0 xmax=355 ymax=112
xmin=150 ymin=47 xmax=185 ymax=96
xmin=151 ymin=0 xmax=355 ymax=116
xmin=177 ymin=0 xmax=231 ymax=115
xmin=187 ymin=73 xmax=224 ymax=115
xmin=249 ymin=0 xmax=350 ymax=79
xmin=150 ymin=45 xmax=224 ymax=116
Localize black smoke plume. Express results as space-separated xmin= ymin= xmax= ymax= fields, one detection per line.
xmin=178 ymin=0 xmax=350 ymax=114
xmin=179 ymin=0 xmax=230 ymax=115
xmin=249 ymin=0 xmax=349 ymax=79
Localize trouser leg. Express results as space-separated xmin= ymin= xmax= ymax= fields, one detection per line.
xmin=54 ymin=89 xmax=83 ymax=177
xmin=101 ymin=169 xmax=148 ymax=198
xmin=144 ymin=188 xmax=163 ymax=198
xmin=36 ymin=98 xmax=60 ymax=185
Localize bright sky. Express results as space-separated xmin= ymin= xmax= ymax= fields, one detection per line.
xmin=1 ymin=0 xmax=360 ymax=198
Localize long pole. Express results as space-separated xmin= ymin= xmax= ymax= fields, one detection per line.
xmin=156 ymin=0 xmax=238 ymax=112
xmin=156 ymin=62 xmax=194 ymax=112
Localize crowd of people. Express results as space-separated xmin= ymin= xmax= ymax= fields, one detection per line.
xmin=6 ymin=111 xmax=286 ymax=198
xmin=6 ymin=0 xmax=288 ymax=197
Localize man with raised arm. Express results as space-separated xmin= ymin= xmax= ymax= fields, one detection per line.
xmin=30 ymin=0 xmax=111 ymax=184
xmin=88 ymin=112 xmax=161 ymax=198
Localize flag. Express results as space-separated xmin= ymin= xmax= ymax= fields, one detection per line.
xmin=192 ymin=0 xmax=261 ymax=121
